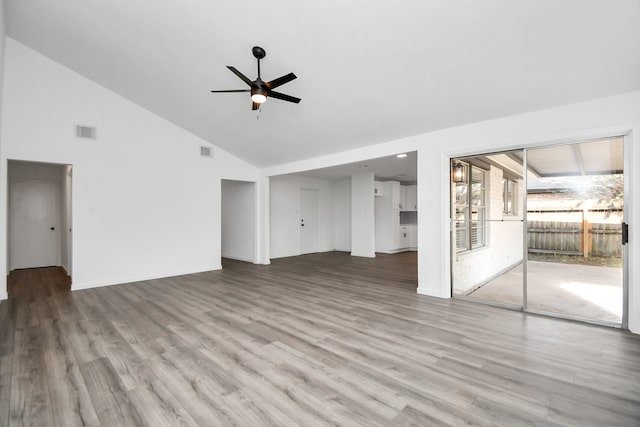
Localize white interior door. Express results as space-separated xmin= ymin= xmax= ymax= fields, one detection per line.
xmin=10 ymin=180 xmax=60 ymax=270
xmin=300 ymin=189 xmax=319 ymax=254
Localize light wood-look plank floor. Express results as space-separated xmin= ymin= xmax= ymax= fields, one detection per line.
xmin=1 ymin=252 xmax=640 ymax=426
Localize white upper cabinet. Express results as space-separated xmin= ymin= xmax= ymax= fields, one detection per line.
xmin=399 ymin=185 xmax=407 ymax=210
xmin=400 ymin=185 xmax=418 ymax=211
xmin=406 ymin=185 xmax=417 ymax=211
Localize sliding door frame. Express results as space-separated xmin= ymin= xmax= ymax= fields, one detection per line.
xmin=450 ymin=133 xmax=630 ymax=329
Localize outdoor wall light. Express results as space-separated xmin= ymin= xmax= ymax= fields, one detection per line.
xmin=452 ymin=162 xmax=466 ymax=183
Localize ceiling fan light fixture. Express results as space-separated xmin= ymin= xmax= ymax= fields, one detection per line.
xmin=251 ymin=94 xmax=267 ymax=104
xmin=251 ymin=87 xmax=268 ymax=104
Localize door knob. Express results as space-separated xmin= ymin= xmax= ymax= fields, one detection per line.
xmin=50 ymin=227 xmax=55 ymax=230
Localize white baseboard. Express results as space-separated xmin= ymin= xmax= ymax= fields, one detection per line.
xmin=222 ymin=254 xmax=254 ymax=263
xmin=417 ymin=286 xmax=450 ymax=298
xmin=351 ymin=252 xmax=376 ymax=258
xmin=377 ymin=247 xmax=415 ymax=254
xmin=71 ymin=265 xmax=223 ymax=292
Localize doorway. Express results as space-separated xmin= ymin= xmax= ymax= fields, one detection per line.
xmin=7 ymin=160 xmax=73 ymax=291
xmin=451 ymin=137 xmax=626 ymax=327
xmin=300 ymin=188 xmax=319 ymax=254
xmin=221 ymin=179 xmax=256 ymax=263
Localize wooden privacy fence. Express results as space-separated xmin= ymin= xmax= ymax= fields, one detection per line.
xmin=527 ymin=209 xmax=623 ymax=257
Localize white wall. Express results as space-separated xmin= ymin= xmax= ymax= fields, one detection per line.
xmin=263 ymin=90 xmax=640 ymax=334
xmin=351 ymin=172 xmax=375 ymax=257
xmin=269 ymin=174 xmax=334 ymax=258
xmin=332 ymin=178 xmax=351 ymax=252
xmin=221 ymin=180 xmax=255 ymax=263
xmin=0 ymin=39 xmax=261 ymax=299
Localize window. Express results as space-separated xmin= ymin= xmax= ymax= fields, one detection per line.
xmin=453 ymin=162 xmax=487 ymax=252
xmin=454 ymin=165 xmax=469 ymax=252
xmin=470 ymin=167 xmax=486 ymax=249
xmin=502 ymin=178 xmax=517 ymax=215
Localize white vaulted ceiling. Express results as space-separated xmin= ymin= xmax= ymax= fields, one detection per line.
xmin=5 ymin=1 xmax=640 ymax=167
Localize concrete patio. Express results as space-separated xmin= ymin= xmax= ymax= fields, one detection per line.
xmin=469 ymin=260 xmax=623 ymax=324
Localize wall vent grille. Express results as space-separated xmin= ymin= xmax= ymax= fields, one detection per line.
xmin=200 ymin=146 xmax=213 ymax=158
xmin=75 ymin=125 xmax=96 ymax=140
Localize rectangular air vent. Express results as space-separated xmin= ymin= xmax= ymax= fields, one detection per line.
xmin=75 ymin=125 xmax=96 ymax=140
xmin=200 ymin=146 xmax=213 ymax=158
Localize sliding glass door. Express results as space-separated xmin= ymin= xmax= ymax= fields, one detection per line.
xmin=525 ymin=138 xmax=625 ymax=324
xmin=451 ymin=137 xmax=626 ymax=327
xmin=451 ymin=150 xmax=525 ymax=308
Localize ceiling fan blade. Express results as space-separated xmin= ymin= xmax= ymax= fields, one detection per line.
xmin=227 ymin=66 xmax=254 ymax=86
xmin=265 ymin=72 xmax=297 ymax=89
xmin=210 ymin=89 xmax=251 ymax=93
xmin=252 ymin=102 xmax=260 ymax=111
xmin=269 ymin=91 xmax=301 ymax=104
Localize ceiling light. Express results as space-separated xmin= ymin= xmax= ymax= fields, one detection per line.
xmin=396 ymin=153 xmax=408 ymax=158
xmin=251 ymin=87 xmax=268 ymax=104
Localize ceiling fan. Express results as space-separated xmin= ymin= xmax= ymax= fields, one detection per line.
xmin=211 ymin=46 xmax=301 ymax=110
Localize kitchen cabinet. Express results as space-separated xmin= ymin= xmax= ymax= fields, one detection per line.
xmin=399 ymin=186 xmax=407 ymax=210
xmin=399 ymin=225 xmax=410 ymax=248
xmin=399 ymin=225 xmax=418 ymax=249
xmin=399 ymin=185 xmax=417 ymax=211
xmin=405 ymin=185 xmax=417 ymax=211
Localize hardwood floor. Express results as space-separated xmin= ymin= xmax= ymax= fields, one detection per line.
xmin=6 ymin=267 xmax=71 ymax=300
xmin=1 ymin=252 xmax=639 ymax=426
